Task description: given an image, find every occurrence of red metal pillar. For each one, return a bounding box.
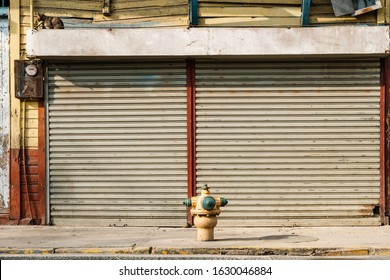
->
[383,57,390,223]
[38,100,46,225]
[186,59,197,226]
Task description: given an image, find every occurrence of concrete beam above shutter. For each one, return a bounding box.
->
[26,26,390,59]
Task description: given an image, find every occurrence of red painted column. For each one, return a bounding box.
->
[383,57,390,222]
[186,59,197,226]
[9,149,20,222]
[38,100,46,225]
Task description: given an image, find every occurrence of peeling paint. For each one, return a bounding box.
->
[1,18,9,209]
[0,134,8,170]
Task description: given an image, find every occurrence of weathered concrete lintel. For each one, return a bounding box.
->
[27,26,390,58]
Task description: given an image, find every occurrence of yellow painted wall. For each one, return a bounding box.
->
[19,1,38,149]
[9,0,20,150]
[20,101,38,148]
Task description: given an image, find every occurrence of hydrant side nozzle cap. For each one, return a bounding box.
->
[183,198,192,208]
[220,197,228,207]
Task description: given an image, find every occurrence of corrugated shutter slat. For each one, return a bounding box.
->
[195,60,381,226]
[48,61,188,227]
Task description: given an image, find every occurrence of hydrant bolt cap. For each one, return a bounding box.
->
[220,197,228,207]
[202,196,216,211]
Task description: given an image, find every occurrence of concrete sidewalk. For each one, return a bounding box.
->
[0,226,390,257]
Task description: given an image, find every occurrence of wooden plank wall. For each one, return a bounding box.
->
[26,0,188,29]
[310,0,378,25]
[93,0,188,27]
[20,149,42,224]
[20,102,38,148]
[387,0,390,23]
[198,0,302,27]
[198,0,386,26]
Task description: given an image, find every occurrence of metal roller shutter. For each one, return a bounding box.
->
[47,61,188,226]
[195,60,381,226]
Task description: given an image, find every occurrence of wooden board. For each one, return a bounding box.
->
[94,5,188,22]
[310,14,376,24]
[198,1,301,27]
[20,149,41,222]
[64,16,188,28]
[377,0,385,23]
[34,0,100,10]
[199,6,301,17]
[386,0,390,23]
[112,0,188,10]
[353,0,382,16]
[199,16,301,26]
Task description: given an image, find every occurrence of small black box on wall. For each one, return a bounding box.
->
[15,59,44,99]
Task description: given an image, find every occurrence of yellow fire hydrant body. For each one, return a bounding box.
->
[184,185,228,241]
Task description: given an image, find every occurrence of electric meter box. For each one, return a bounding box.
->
[15,59,44,99]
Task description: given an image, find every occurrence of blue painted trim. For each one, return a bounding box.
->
[301,0,311,26]
[190,0,199,26]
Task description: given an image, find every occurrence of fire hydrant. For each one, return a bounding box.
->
[183,184,228,241]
